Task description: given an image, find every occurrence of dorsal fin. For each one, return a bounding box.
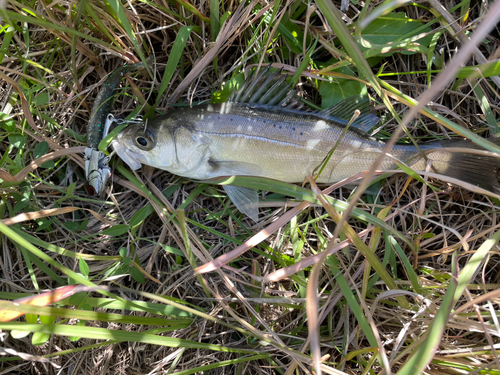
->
[229,66,379,132]
[229,66,295,107]
[319,96,379,133]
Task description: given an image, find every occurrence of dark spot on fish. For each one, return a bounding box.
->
[292,127,296,131]
[300,132,303,135]
[208,158,220,171]
[230,118,233,121]
[279,126,282,129]
[273,124,276,127]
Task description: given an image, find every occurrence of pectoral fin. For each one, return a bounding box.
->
[208,159,262,177]
[223,185,259,222]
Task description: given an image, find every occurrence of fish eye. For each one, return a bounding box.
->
[136,137,148,146]
[133,129,155,151]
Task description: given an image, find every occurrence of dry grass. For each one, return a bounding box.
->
[1,0,500,374]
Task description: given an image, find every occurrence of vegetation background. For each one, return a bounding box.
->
[0,0,499,373]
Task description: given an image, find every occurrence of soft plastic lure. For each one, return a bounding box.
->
[85,60,148,196]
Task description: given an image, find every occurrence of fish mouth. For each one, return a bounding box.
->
[112,139,143,170]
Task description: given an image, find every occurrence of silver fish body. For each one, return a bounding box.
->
[111,67,500,220]
[112,102,429,183]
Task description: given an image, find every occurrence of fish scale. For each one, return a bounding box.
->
[152,102,420,183]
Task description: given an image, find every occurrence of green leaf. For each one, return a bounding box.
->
[0,24,14,64]
[8,134,27,149]
[69,320,86,342]
[119,247,128,258]
[211,72,245,103]
[319,70,367,108]
[326,255,377,347]
[66,182,76,196]
[11,330,30,339]
[129,204,155,229]
[39,314,56,325]
[34,92,49,106]
[64,222,79,231]
[79,258,90,277]
[291,36,318,86]
[392,159,439,189]
[129,266,145,283]
[25,314,38,324]
[397,254,458,374]
[160,244,185,257]
[104,0,148,70]
[358,12,433,56]
[101,225,129,236]
[472,82,499,135]
[64,128,87,143]
[455,60,500,79]
[0,322,254,353]
[13,198,30,214]
[0,112,16,132]
[64,221,89,232]
[210,0,219,41]
[279,14,304,54]
[32,331,50,346]
[33,141,49,159]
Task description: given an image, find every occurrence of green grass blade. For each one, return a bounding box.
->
[171,354,271,375]
[2,9,116,53]
[471,82,499,135]
[11,227,121,261]
[200,175,417,252]
[0,301,191,328]
[146,26,195,117]
[0,24,14,64]
[104,0,149,70]
[396,253,458,374]
[210,0,220,41]
[0,322,256,353]
[0,222,93,287]
[453,229,500,303]
[387,235,422,294]
[327,255,378,347]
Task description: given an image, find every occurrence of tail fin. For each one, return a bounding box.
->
[419,139,500,196]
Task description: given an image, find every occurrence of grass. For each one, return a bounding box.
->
[1,0,500,374]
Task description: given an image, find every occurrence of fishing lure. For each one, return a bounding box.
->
[85,60,149,195]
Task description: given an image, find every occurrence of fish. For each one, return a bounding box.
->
[111,67,500,221]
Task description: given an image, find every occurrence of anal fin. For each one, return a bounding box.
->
[223,185,259,222]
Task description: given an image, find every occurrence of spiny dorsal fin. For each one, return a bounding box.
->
[230,66,379,132]
[230,65,295,107]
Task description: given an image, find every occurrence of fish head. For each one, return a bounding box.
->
[112,120,176,171]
